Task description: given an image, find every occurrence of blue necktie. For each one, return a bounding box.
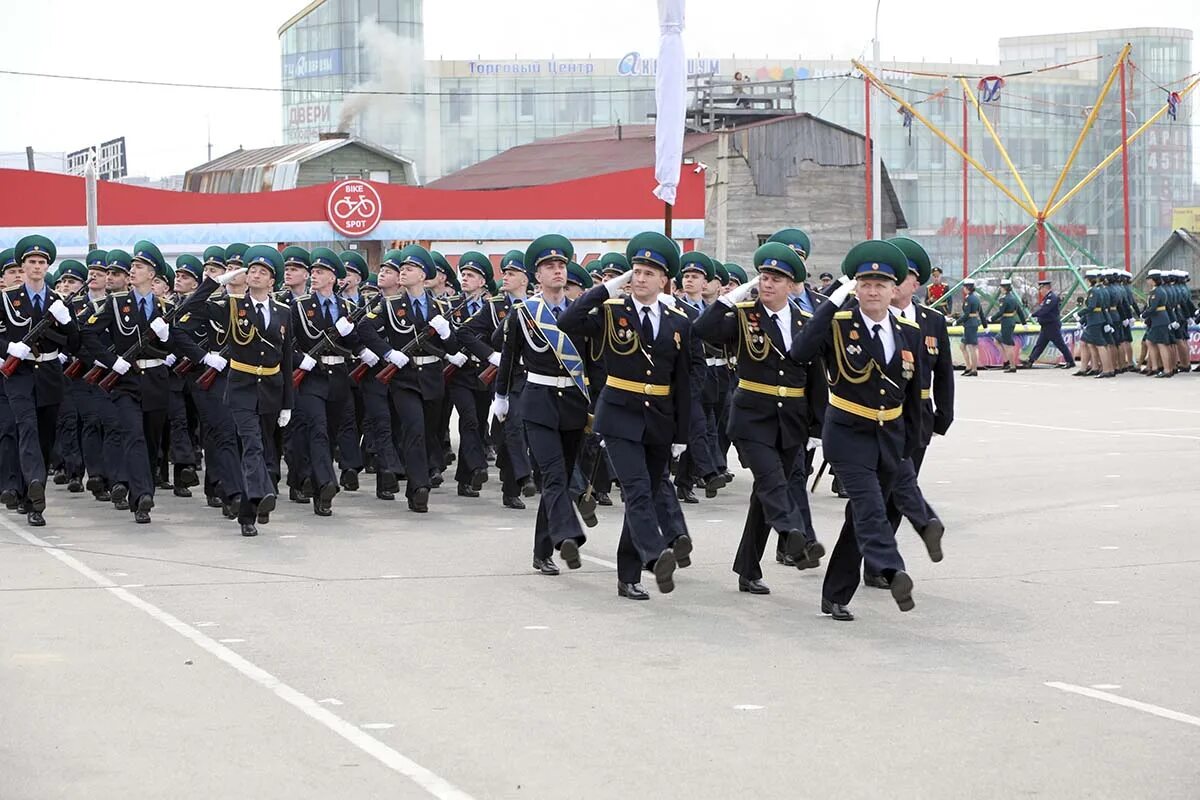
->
[33,294,42,315]
[323,299,333,325]
[143,297,152,320]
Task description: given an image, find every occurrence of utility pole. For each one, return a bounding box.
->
[25,146,35,171]
[715,128,729,262]
[870,0,883,239]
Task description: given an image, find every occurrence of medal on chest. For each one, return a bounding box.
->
[900,349,914,380]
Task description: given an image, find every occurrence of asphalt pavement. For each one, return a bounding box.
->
[2,367,1198,799]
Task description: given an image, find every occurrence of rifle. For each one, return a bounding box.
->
[441,295,502,387]
[376,296,469,386]
[1,285,87,378]
[346,296,385,385]
[810,458,829,492]
[292,296,377,389]
[94,300,189,392]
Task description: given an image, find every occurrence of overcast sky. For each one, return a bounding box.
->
[0,0,1195,178]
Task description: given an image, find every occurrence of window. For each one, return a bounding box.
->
[519,88,535,119]
[447,89,474,123]
[368,169,390,183]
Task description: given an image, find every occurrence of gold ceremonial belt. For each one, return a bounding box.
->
[920,389,932,399]
[830,393,902,426]
[606,376,671,396]
[738,378,805,398]
[1155,306,1166,311]
[1092,307,1102,312]
[231,360,280,376]
[1002,312,1016,317]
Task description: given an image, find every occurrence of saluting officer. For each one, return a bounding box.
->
[789,240,927,621]
[694,242,825,595]
[491,235,590,577]
[559,232,694,598]
[0,235,78,526]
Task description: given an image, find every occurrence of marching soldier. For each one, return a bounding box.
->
[989,278,1027,373]
[275,247,313,502]
[491,235,590,577]
[694,242,825,595]
[559,232,694,599]
[0,249,21,510]
[1076,269,1116,378]
[354,245,460,512]
[0,235,78,526]
[956,278,984,376]
[1025,277,1074,368]
[1142,270,1175,377]
[789,240,930,621]
[288,248,364,516]
[444,251,495,498]
[49,260,88,494]
[73,249,125,503]
[334,250,369,492]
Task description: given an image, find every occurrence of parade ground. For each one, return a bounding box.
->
[1,369,1197,799]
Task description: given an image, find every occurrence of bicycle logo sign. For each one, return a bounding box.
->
[325,179,383,237]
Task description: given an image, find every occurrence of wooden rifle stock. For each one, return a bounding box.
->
[292,296,379,389]
[0,286,86,378]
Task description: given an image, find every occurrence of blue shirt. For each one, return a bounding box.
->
[132,289,156,319]
[24,283,49,312]
[315,292,340,322]
[793,287,814,314]
[407,292,430,321]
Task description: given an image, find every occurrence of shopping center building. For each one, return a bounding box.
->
[279,4,1192,269]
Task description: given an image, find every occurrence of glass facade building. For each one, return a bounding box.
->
[280,13,1192,270]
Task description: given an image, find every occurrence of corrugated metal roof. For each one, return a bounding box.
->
[184,136,414,193]
[428,125,716,191]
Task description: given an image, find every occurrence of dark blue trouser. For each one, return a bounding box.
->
[0,390,20,496]
[1028,325,1073,363]
[734,441,804,580]
[3,371,56,489]
[525,419,584,560]
[389,387,429,499]
[822,459,907,605]
[193,377,243,502]
[294,391,343,491]
[606,436,671,584]
[447,381,486,484]
[112,393,156,505]
[56,390,84,478]
[361,386,400,477]
[497,386,531,497]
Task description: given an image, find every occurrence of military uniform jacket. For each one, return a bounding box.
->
[495,294,588,431]
[0,286,78,407]
[693,297,820,451]
[289,293,362,401]
[907,303,954,443]
[957,292,984,328]
[990,293,1027,327]
[558,286,691,446]
[682,297,733,406]
[1142,287,1170,328]
[356,293,460,401]
[446,294,494,390]
[80,291,182,412]
[1031,291,1062,327]
[210,294,295,415]
[790,300,924,470]
[1082,286,1107,329]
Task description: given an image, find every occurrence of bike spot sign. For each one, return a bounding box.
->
[326,179,383,237]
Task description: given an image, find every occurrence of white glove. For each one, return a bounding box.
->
[385,350,409,369]
[428,314,451,340]
[446,351,469,368]
[828,276,857,308]
[671,443,687,458]
[334,316,355,337]
[149,317,170,342]
[807,437,821,451]
[718,276,761,307]
[1103,324,1114,333]
[111,357,131,375]
[357,348,380,368]
[48,299,71,324]
[490,395,509,422]
[201,352,227,371]
[604,269,634,297]
[1123,319,1131,327]
[6,341,31,360]
[298,354,317,372]
[164,354,177,367]
[1170,322,1180,330]
[487,352,502,368]
[57,353,68,365]
[215,267,247,287]
[658,293,677,308]
[277,409,291,428]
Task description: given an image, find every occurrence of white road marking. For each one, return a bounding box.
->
[1093,600,1120,605]
[1045,682,1200,728]
[523,625,549,631]
[362,723,395,730]
[218,638,246,644]
[1134,406,1200,415]
[380,574,403,579]
[705,519,724,523]
[495,527,514,531]
[1099,546,1120,551]
[279,535,297,539]
[195,622,219,628]
[1101,504,1120,508]
[733,705,764,711]
[109,572,129,577]
[580,554,618,570]
[1,520,475,800]
[1104,475,1121,479]
[1091,684,1122,690]
[121,584,145,588]
[958,417,1200,442]
[319,698,343,706]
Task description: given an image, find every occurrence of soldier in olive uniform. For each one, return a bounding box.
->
[989,278,1027,373]
[957,279,984,376]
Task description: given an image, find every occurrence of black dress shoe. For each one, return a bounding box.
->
[594,491,612,506]
[532,557,560,576]
[802,540,826,564]
[721,471,735,484]
[316,482,338,515]
[85,476,104,494]
[134,495,153,524]
[429,472,444,489]
[256,494,275,524]
[676,485,699,504]
[241,523,258,537]
[457,482,479,498]
[518,476,536,498]
[27,480,46,513]
[340,468,359,492]
[110,484,129,508]
[288,487,308,504]
[155,478,173,490]
[0,488,17,509]
[618,581,650,600]
[919,518,945,563]
[795,556,819,570]
[207,495,224,508]
[27,510,45,527]
[174,487,193,498]
[738,577,770,594]
[831,476,849,499]
[863,573,891,589]
[889,570,915,612]
[576,492,598,528]
[503,495,525,510]
[67,478,84,493]
[652,548,677,594]
[176,465,199,488]
[471,468,489,491]
[559,538,582,570]
[16,501,29,515]
[376,487,395,501]
[821,597,854,621]
[671,533,693,568]
[379,471,400,494]
[53,470,68,485]
[94,490,111,502]
[222,501,238,519]
[408,487,429,513]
